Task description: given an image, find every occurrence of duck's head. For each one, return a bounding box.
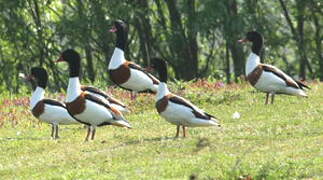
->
[109,20,128,34]
[109,20,128,50]
[238,31,262,43]
[29,67,48,89]
[238,31,263,55]
[151,58,168,83]
[56,49,80,64]
[56,49,81,77]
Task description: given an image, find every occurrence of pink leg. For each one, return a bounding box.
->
[265,93,269,105]
[182,126,187,137]
[271,93,275,104]
[175,126,180,138]
[84,126,91,142]
[131,92,137,100]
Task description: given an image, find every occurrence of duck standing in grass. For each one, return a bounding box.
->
[239,31,309,104]
[108,20,160,99]
[56,49,131,141]
[28,67,78,139]
[151,58,220,138]
[81,85,129,113]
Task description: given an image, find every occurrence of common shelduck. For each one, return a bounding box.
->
[151,58,220,138]
[239,31,310,104]
[81,85,129,112]
[108,20,160,99]
[28,67,78,139]
[56,49,131,141]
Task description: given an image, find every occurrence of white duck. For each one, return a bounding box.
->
[151,58,220,138]
[108,20,160,99]
[56,49,131,141]
[28,67,78,139]
[239,31,309,104]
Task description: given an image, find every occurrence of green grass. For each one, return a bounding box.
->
[0,81,322,179]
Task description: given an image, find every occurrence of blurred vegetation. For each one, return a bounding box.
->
[0,0,322,93]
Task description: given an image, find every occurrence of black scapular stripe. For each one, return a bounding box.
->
[169,96,213,120]
[81,86,109,98]
[43,99,66,108]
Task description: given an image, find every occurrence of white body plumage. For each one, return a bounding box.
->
[66,78,131,128]
[109,48,158,92]
[246,53,307,96]
[157,83,219,127]
[30,87,77,125]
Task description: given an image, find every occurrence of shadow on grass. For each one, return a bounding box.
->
[0,137,50,141]
[118,136,178,147]
[84,136,179,154]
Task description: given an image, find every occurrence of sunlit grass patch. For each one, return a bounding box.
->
[0,82,322,179]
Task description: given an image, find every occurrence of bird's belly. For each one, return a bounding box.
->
[159,102,194,126]
[254,72,285,93]
[39,105,77,125]
[74,100,113,126]
[120,69,154,92]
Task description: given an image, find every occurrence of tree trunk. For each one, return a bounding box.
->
[226,0,245,81]
[75,0,95,82]
[90,1,111,68]
[279,0,312,80]
[27,0,45,66]
[85,45,95,82]
[225,42,231,83]
[133,0,154,66]
[310,1,323,80]
[296,0,307,79]
[165,0,198,80]
[186,0,198,79]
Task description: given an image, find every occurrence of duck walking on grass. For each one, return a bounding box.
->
[108,20,160,99]
[151,58,221,138]
[239,31,310,104]
[28,67,78,139]
[56,49,131,141]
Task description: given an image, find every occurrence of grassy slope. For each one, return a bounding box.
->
[0,81,322,180]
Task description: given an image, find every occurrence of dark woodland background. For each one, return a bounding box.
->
[0,0,322,92]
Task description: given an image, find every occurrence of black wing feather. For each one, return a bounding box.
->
[128,63,160,85]
[84,93,112,110]
[295,80,310,90]
[262,65,300,89]
[43,99,66,108]
[81,86,109,99]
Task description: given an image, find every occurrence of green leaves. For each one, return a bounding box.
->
[0,0,322,92]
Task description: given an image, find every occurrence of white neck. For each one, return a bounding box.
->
[156,83,170,101]
[66,77,82,102]
[246,52,261,75]
[30,87,45,109]
[108,48,126,70]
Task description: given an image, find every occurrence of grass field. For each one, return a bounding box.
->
[0,80,322,179]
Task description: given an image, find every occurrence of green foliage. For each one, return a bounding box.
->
[0,82,322,179]
[0,0,322,92]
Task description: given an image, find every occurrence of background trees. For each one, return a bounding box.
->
[0,0,322,92]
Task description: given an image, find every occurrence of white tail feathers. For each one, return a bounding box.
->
[296,90,308,97]
[115,120,132,129]
[211,118,221,127]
